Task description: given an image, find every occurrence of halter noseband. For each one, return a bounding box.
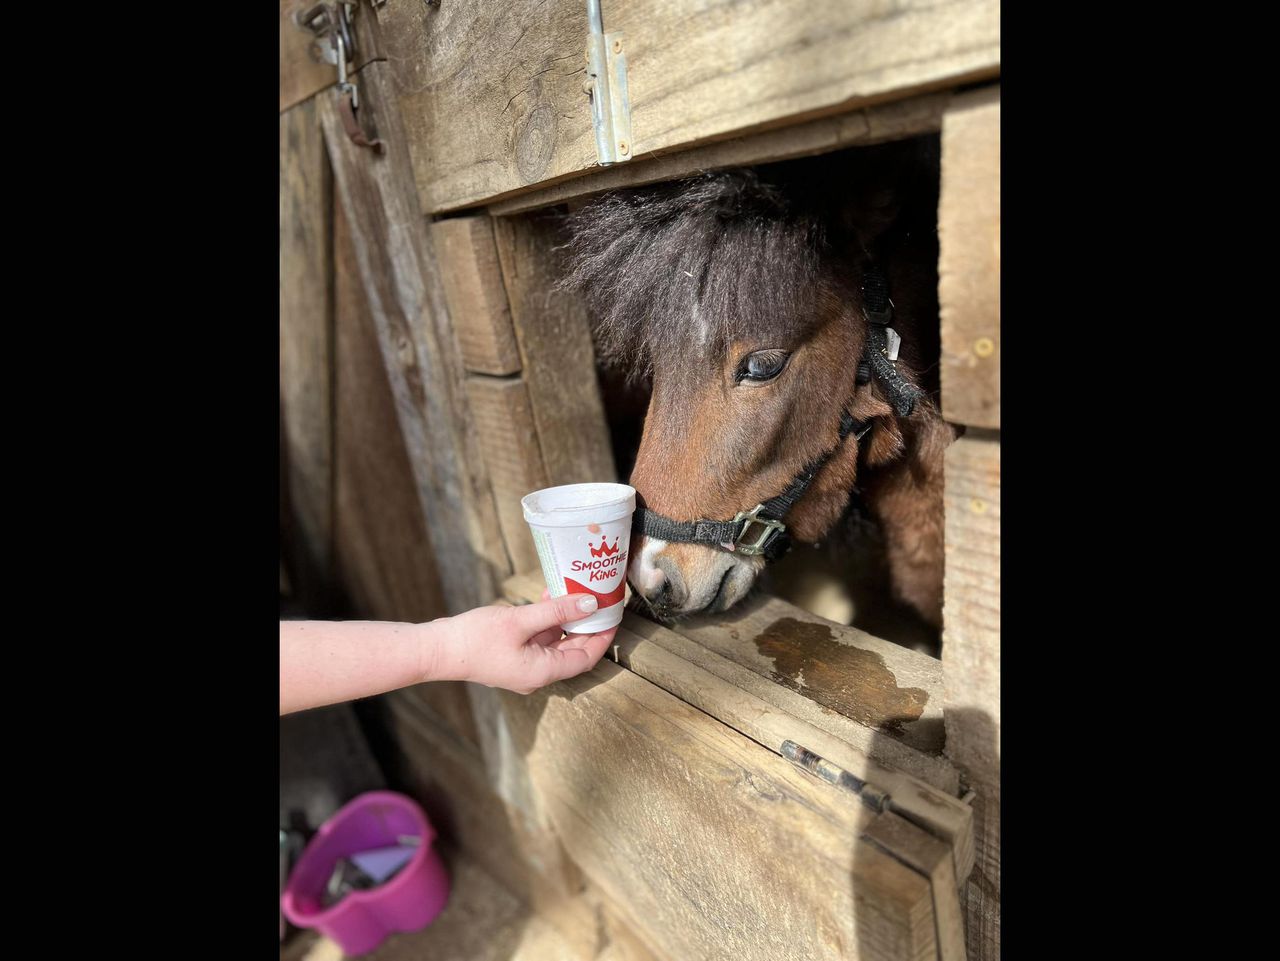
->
[633,264,925,564]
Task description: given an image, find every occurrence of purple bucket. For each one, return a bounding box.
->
[281,791,450,955]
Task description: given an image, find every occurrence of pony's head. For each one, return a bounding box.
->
[560,147,934,618]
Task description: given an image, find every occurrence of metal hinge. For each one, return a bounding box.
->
[584,1,632,165]
[781,740,891,812]
[296,2,383,151]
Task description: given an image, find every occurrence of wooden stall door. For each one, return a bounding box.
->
[283,5,997,958]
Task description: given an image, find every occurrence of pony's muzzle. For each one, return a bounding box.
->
[630,536,687,610]
[629,535,762,617]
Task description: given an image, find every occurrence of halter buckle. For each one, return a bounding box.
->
[731,505,786,556]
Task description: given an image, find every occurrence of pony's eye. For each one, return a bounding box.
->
[738,350,790,384]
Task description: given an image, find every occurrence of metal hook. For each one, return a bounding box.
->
[295,3,382,152]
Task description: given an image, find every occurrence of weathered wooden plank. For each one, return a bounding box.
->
[503,570,971,880]
[593,896,666,961]
[673,591,948,758]
[432,217,524,375]
[863,813,968,961]
[942,436,999,766]
[333,195,448,623]
[939,86,1000,429]
[490,92,949,217]
[280,0,384,113]
[942,434,999,961]
[464,683,588,909]
[465,377,549,573]
[501,658,938,961]
[317,61,509,612]
[395,681,483,753]
[375,0,999,213]
[492,214,617,485]
[280,98,333,599]
[618,620,972,881]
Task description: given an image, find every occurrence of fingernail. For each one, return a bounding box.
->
[576,595,598,613]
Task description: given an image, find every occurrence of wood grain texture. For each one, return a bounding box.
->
[432,217,523,375]
[594,899,666,961]
[493,214,617,485]
[333,195,447,622]
[465,377,549,573]
[673,591,948,759]
[317,61,509,612]
[942,434,999,961]
[490,92,949,216]
[939,86,1000,428]
[374,0,999,213]
[394,681,482,754]
[280,98,333,597]
[280,0,385,113]
[863,812,967,961]
[465,683,587,906]
[503,570,971,881]
[616,619,972,882]
[500,658,939,961]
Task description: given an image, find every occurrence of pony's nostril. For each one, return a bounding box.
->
[654,556,688,607]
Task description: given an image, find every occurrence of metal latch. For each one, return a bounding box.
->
[296,2,383,152]
[584,0,632,165]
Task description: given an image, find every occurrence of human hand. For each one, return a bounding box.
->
[430,591,617,694]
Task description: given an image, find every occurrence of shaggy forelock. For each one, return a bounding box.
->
[557,170,830,374]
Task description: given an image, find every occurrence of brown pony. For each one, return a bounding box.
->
[560,139,955,628]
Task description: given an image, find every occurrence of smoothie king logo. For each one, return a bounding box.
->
[589,537,620,558]
[565,535,628,607]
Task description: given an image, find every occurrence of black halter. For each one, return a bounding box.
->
[633,264,925,563]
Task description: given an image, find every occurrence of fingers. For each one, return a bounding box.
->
[505,626,619,694]
[528,625,565,648]
[509,592,599,635]
[553,625,614,651]
[541,627,617,683]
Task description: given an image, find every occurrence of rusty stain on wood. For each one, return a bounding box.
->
[754,617,928,735]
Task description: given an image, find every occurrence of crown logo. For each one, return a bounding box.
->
[589,537,620,558]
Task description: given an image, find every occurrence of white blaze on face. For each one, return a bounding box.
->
[690,301,710,345]
[631,536,668,595]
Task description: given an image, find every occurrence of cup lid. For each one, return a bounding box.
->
[522,483,636,527]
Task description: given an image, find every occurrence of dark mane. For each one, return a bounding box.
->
[557,169,831,374]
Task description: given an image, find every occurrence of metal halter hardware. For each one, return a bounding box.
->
[633,263,921,565]
[730,505,789,557]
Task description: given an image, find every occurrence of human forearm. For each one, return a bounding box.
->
[279,593,616,713]
[279,619,441,715]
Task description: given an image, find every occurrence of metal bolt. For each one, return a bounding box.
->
[973,336,995,358]
[613,39,623,53]
[618,140,629,155]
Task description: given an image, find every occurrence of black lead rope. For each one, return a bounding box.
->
[635,263,922,562]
